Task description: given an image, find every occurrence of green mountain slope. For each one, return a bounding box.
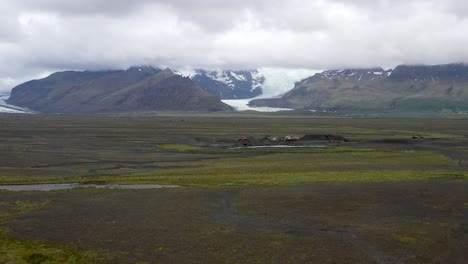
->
[250,64,468,112]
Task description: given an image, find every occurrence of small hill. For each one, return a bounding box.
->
[7,67,232,113]
[250,64,468,112]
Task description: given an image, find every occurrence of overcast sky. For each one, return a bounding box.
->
[1,0,468,93]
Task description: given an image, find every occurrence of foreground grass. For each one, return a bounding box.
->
[1,182,466,264]
[0,114,467,264]
[0,239,96,264]
[0,201,96,264]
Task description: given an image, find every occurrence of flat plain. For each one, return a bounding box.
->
[0,113,467,263]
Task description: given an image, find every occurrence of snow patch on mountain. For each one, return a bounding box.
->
[174,68,197,78]
[189,69,265,99]
[230,71,246,82]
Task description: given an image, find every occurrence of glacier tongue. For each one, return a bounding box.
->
[222,99,293,112]
[0,94,34,114]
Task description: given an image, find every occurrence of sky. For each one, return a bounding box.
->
[1,0,468,93]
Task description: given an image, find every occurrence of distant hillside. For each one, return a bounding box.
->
[7,67,232,113]
[250,63,468,112]
[191,70,264,99]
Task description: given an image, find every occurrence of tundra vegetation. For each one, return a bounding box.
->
[0,113,466,263]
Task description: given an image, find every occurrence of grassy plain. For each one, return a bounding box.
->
[0,113,467,263]
[0,113,466,186]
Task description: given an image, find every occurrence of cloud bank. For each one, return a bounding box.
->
[1,0,468,92]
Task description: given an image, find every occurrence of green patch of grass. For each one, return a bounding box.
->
[108,148,461,186]
[392,234,418,243]
[24,253,49,264]
[218,183,246,187]
[0,201,49,226]
[0,175,63,185]
[155,246,167,252]
[0,238,96,264]
[127,170,466,187]
[157,144,206,152]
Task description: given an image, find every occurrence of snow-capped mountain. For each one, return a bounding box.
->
[190,70,264,99]
[301,68,392,84]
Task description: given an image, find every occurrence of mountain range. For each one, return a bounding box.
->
[7,66,232,113]
[5,63,468,114]
[250,63,468,112]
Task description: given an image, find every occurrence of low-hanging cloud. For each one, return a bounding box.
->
[1,0,468,92]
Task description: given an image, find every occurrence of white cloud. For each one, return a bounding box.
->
[1,0,468,92]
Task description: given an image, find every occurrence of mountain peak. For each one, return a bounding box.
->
[191,69,264,99]
[127,65,160,75]
[160,68,174,75]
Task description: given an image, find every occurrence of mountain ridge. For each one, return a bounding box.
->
[250,63,468,112]
[7,67,232,113]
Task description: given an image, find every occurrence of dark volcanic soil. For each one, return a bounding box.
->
[194,134,349,148]
[2,181,467,264]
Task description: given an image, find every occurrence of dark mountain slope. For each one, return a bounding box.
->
[90,70,232,112]
[8,66,160,113]
[7,67,232,113]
